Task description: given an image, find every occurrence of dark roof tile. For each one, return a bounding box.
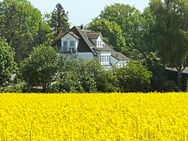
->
[86,32,100,39]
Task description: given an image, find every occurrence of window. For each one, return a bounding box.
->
[97,41,102,47]
[107,56,110,62]
[70,41,75,48]
[100,41,102,46]
[63,41,67,51]
[100,55,110,63]
[100,56,104,62]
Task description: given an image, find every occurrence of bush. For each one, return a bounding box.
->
[116,61,152,92]
[0,82,26,93]
[48,72,84,93]
[20,45,58,92]
[0,38,17,87]
[96,69,120,92]
[57,57,101,93]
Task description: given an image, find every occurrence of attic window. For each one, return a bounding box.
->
[97,41,102,47]
[70,41,75,48]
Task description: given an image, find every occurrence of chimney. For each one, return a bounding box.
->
[80,24,84,29]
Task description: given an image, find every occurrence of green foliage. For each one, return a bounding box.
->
[130,8,155,59]
[56,57,101,92]
[53,56,84,92]
[20,45,58,91]
[0,0,51,63]
[89,19,125,52]
[143,52,179,92]
[0,38,16,87]
[49,3,70,40]
[79,59,103,92]
[35,22,53,46]
[96,69,120,92]
[92,3,144,59]
[149,0,188,89]
[0,82,26,93]
[116,61,152,92]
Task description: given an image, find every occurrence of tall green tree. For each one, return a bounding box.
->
[149,0,188,89]
[0,0,50,63]
[49,3,70,40]
[35,22,53,46]
[20,45,58,92]
[96,3,144,58]
[0,38,16,86]
[89,18,126,52]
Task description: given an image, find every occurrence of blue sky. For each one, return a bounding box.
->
[10,0,150,26]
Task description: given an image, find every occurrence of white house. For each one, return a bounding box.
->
[56,26,129,68]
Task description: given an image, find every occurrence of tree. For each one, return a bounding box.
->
[20,45,58,92]
[116,61,152,92]
[55,56,121,93]
[149,0,188,90]
[97,3,144,58]
[143,52,179,91]
[96,69,120,92]
[79,59,102,92]
[56,56,103,92]
[35,22,53,46]
[89,18,126,52]
[0,0,49,63]
[49,3,70,40]
[55,55,84,92]
[0,38,16,86]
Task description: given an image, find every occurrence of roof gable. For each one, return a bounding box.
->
[60,26,97,53]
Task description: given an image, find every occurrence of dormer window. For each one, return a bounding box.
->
[70,41,75,48]
[97,41,102,47]
[98,41,102,47]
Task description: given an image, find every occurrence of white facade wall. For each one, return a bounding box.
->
[96,35,103,48]
[116,61,128,68]
[77,52,94,60]
[60,33,79,52]
[110,56,119,66]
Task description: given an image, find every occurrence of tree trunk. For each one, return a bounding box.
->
[42,85,47,92]
[177,70,182,91]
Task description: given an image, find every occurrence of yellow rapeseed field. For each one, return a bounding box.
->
[0,93,188,141]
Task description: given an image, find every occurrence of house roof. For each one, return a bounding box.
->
[86,32,100,39]
[69,31,80,39]
[56,30,64,41]
[166,67,188,74]
[113,52,130,61]
[56,26,129,61]
[93,44,129,61]
[56,26,96,53]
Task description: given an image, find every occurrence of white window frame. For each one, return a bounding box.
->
[100,55,110,65]
[97,41,102,47]
[70,41,75,48]
[63,41,68,51]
